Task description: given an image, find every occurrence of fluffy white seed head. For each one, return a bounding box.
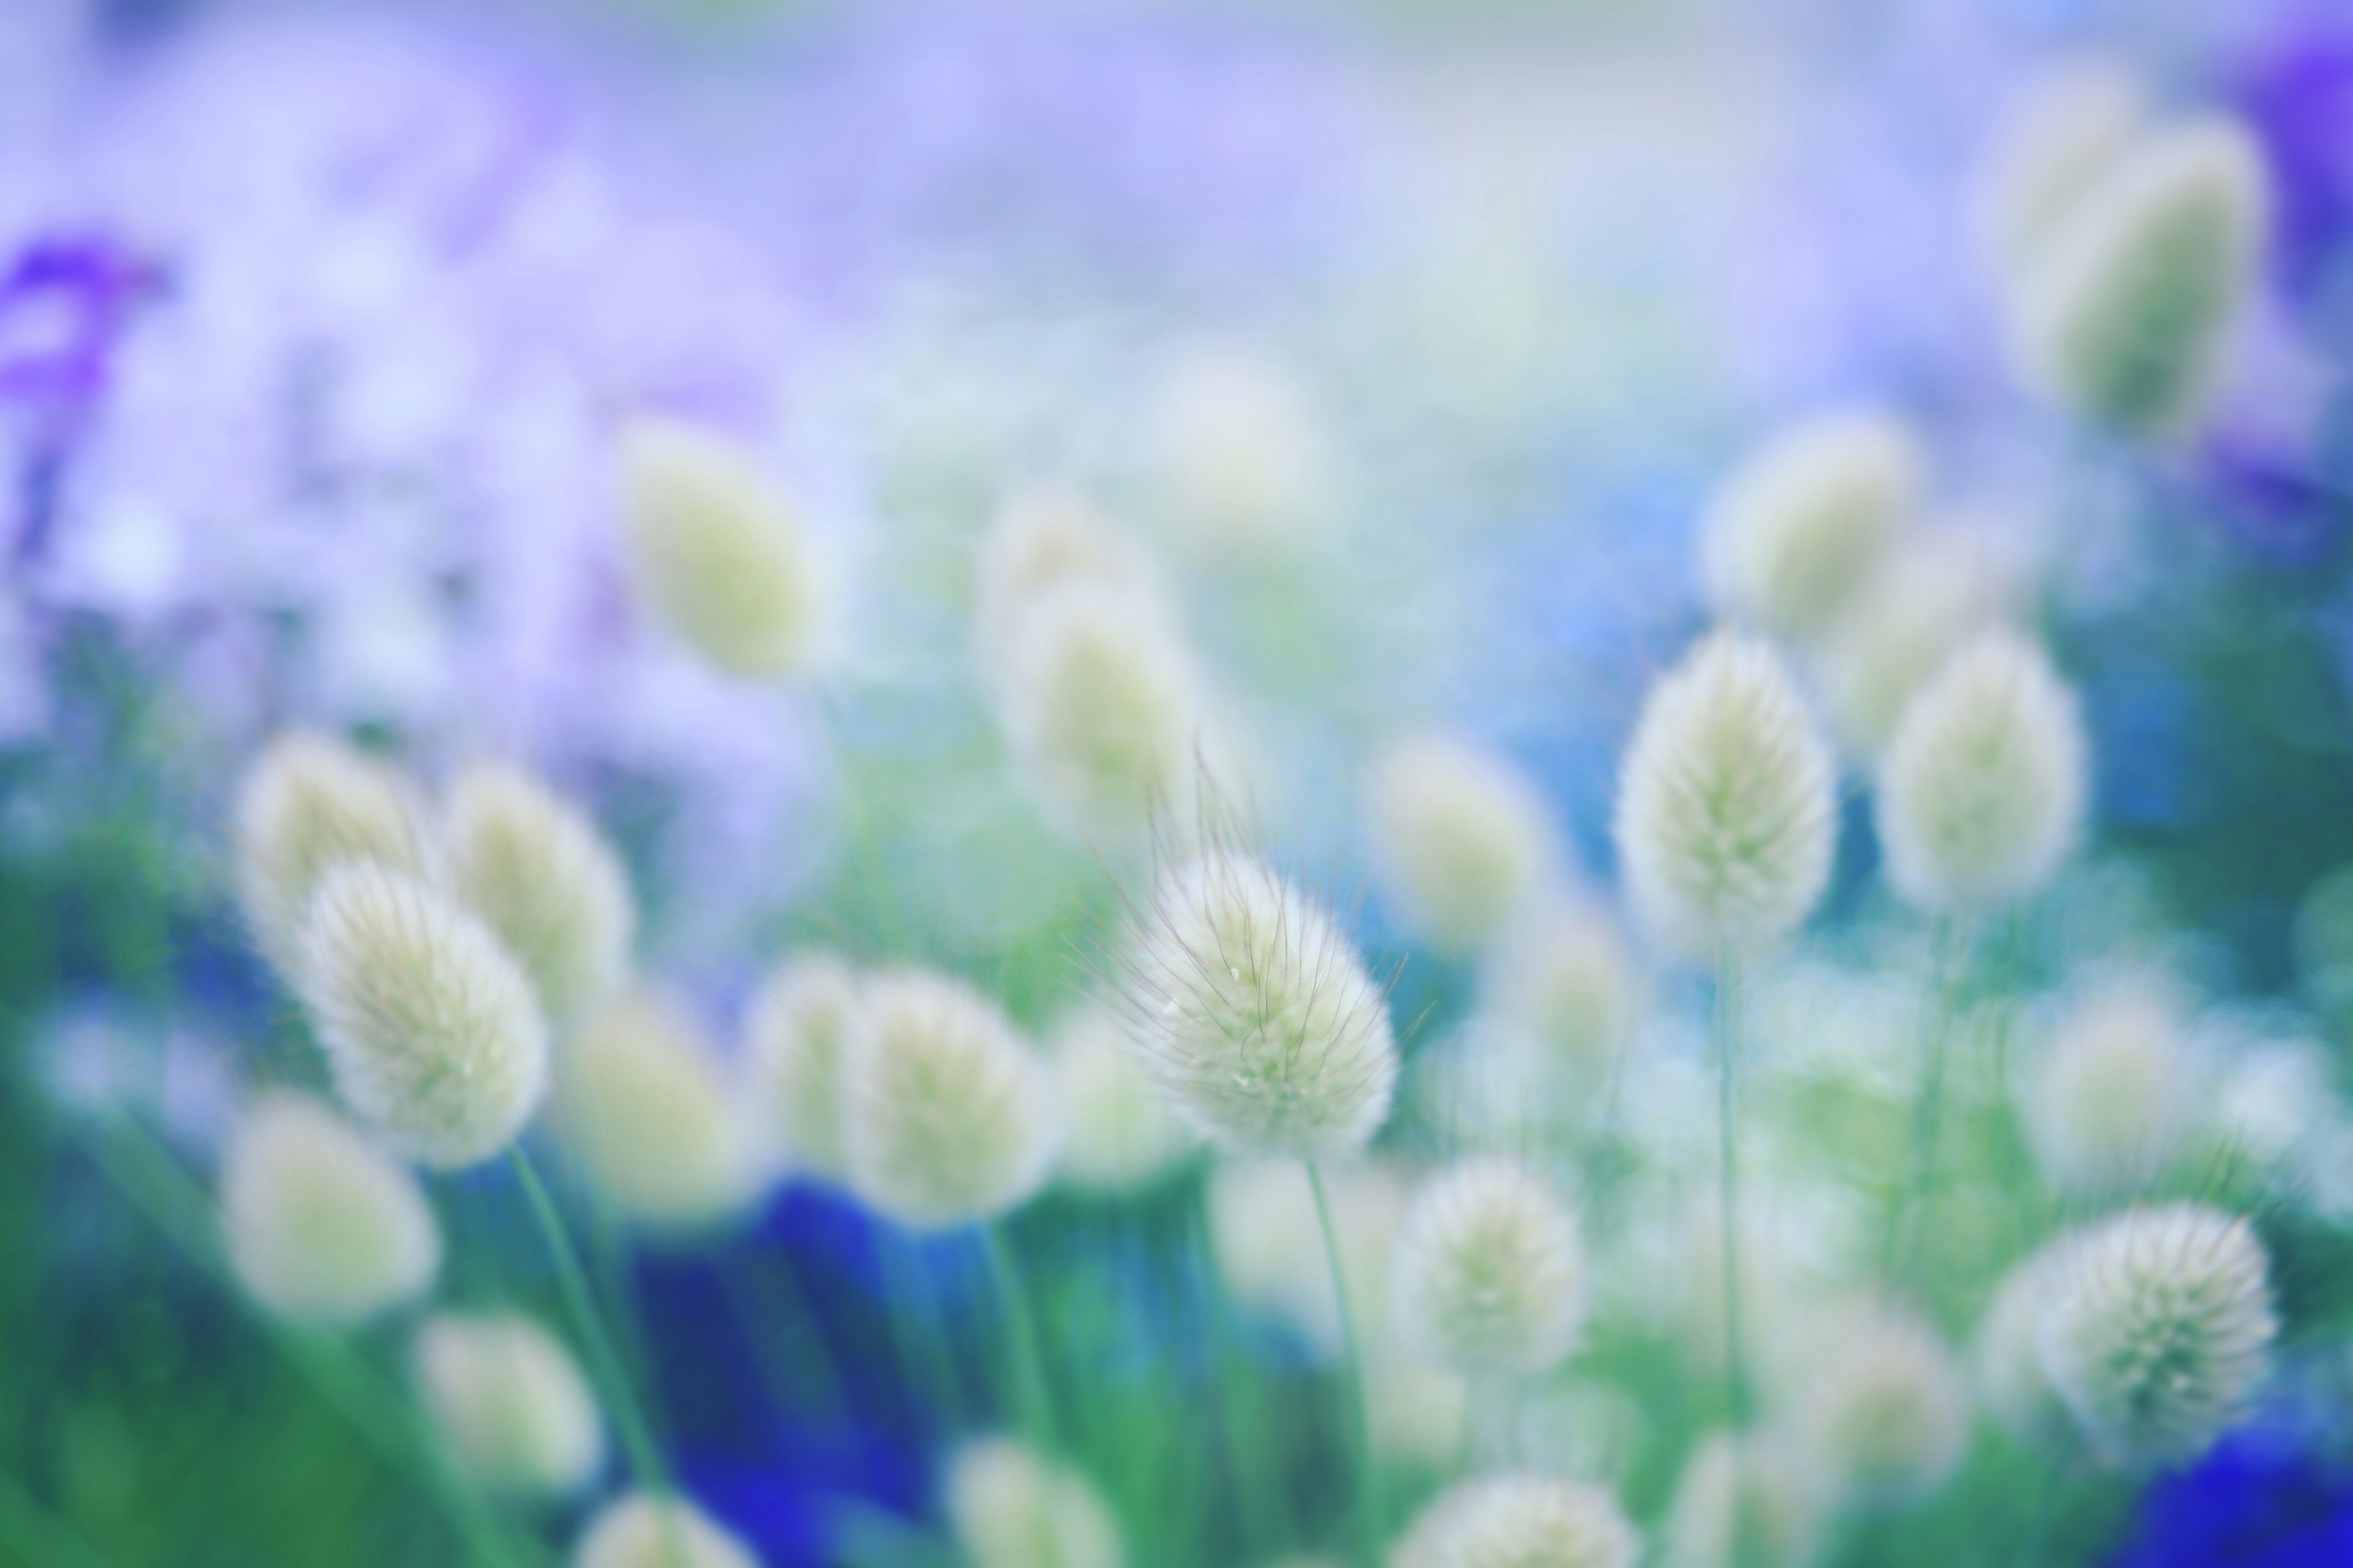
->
[1148,339,1337,561]
[1812,530,2017,761]
[298,861,550,1170]
[413,1311,604,1498]
[555,990,767,1230]
[1974,59,2152,286]
[2038,1203,2277,1468]
[1391,1158,1585,1377]
[744,952,862,1184]
[1792,1300,1969,1505]
[1658,1430,1819,1568]
[1974,1235,2086,1450]
[1364,733,1558,952]
[1394,1473,1639,1568]
[1482,898,1637,1094]
[2023,977,2196,1199]
[1001,578,1205,843]
[1700,409,1919,643]
[234,731,430,981]
[1115,849,1398,1156]
[219,1091,441,1324]
[1048,1002,1195,1192]
[570,1493,757,1568]
[442,763,635,1029]
[2012,116,2270,437]
[1875,627,2089,912]
[974,487,1156,683]
[617,416,827,677]
[945,1436,1129,1568]
[1614,631,1836,963]
[841,969,1058,1230]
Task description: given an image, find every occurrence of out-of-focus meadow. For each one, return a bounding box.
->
[8,1,2353,1565]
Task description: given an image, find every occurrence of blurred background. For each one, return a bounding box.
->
[9,0,2353,1564]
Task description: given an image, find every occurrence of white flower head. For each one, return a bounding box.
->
[2011,116,2271,437]
[617,415,828,677]
[1000,577,1206,844]
[2038,1203,2276,1468]
[1395,1472,1639,1568]
[973,486,1158,684]
[234,730,430,981]
[297,861,550,1170]
[1700,409,1919,643]
[1792,1299,1969,1506]
[219,1091,440,1324]
[1364,732,1558,952]
[413,1311,604,1498]
[1974,58,2152,286]
[945,1436,1129,1568]
[744,951,863,1184]
[1876,626,2089,911]
[2023,975,2197,1199]
[555,989,767,1231]
[1113,847,1397,1157]
[1481,896,1638,1094]
[570,1493,757,1568]
[442,762,635,1028]
[1048,1001,1196,1192]
[840,969,1059,1230]
[1658,1429,1820,1568]
[1614,631,1836,962]
[1148,338,1338,561]
[1391,1157,1585,1377]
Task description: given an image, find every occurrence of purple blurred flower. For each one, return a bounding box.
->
[2235,22,2353,308]
[0,234,165,440]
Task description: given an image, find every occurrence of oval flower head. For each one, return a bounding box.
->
[617,415,827,677]
[571,1493,757,1568]
[556,990,767,1232]
[1613,631,1835,963]
[413,1311,604,1498]
[1398,1472,1639,1568]
[2012,116,2270,437]
[442,762,635,1029]
[298,862,550,1170]
[1699,408,1919,644]
[973,486,1157,684]
[1363,733,1558,952]
[1792,1299,1969,1506]
[743,951,862,1185]
[1391,1157,1585,1377]
[1001,577,1205,844]
[1811,529,2017,761]
[841,969,1058,1230]
[1875,626,2088,912]
[1973,58,2151,286]
[234,730,430,981]
[2022,976,2196,1199]
[2038,1203,2276,1468]
[1974,1234,2088,1450]
[1482,896,1637,1096]
[1116,850,1398,1156]
[1048,1001,1195,1192]
[1658,1429,1819,1568]
[945,1436,1129,1568]
[219,1091,441,1325]
[1148,338,1338,562]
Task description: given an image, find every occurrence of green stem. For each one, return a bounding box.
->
[1189,1183,1286,1557]
[880,1235,970,1431]
[507,1148,670,1499]
[1882,917,1967,1289]
[980,1222,1059,1453]
[1715,949,1751,1428]
[1306,1160,1376,1568]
